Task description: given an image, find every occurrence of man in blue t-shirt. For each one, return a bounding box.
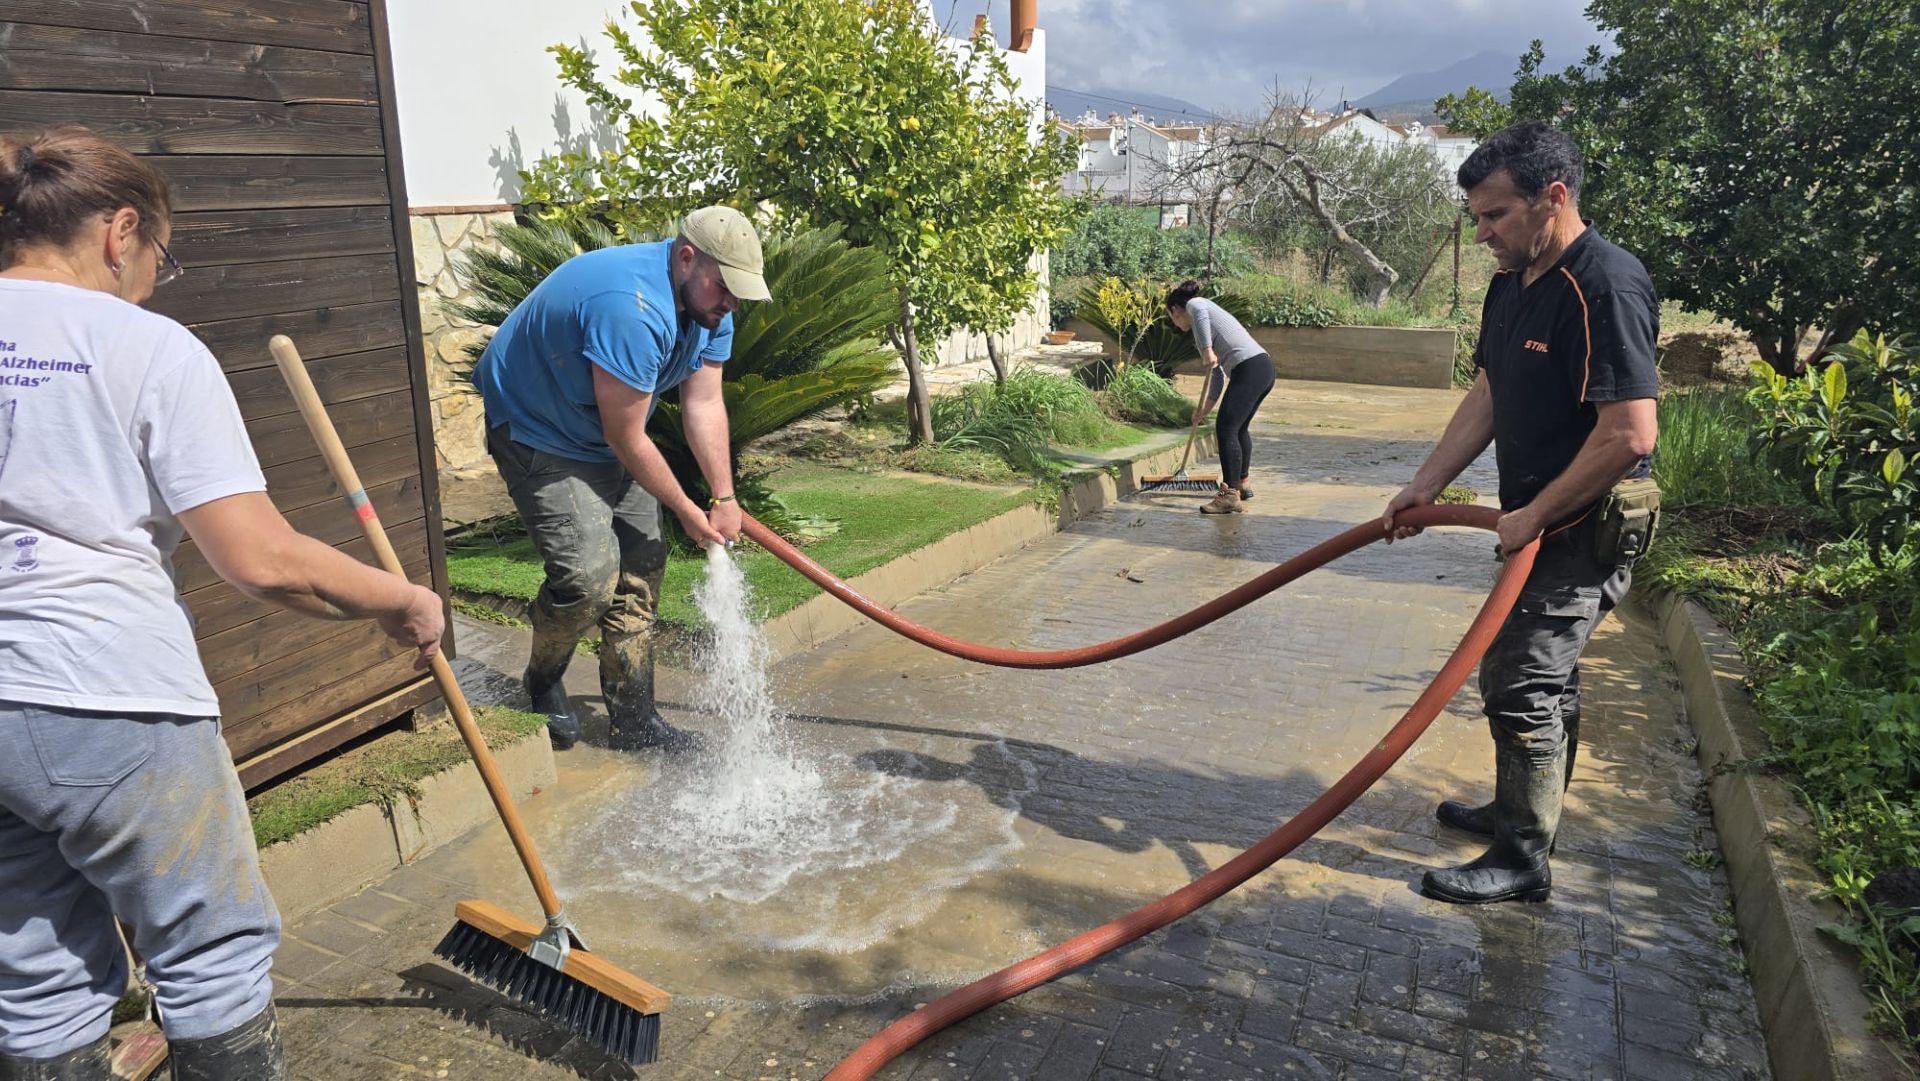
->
[1382,123,1661,905]
[475,206,770,752]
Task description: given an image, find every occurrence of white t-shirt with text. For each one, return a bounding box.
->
[0,278,266,715]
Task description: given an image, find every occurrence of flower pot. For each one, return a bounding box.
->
[1045,330,1076,345]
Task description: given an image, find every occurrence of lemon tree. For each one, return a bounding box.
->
[523,0,1079,443]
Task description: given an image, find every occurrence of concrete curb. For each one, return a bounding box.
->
[757,433,1215,659]
[258,729,555,925]
[1645,587,1910,1081]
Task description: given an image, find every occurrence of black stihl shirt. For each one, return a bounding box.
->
[1475,226,1660,517]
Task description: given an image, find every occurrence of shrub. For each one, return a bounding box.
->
[1216,278,1336,329]
[1155,226,1257,280]
[981,367,1112,446]
[1099,363,1191,427]
[1653,388,1805,512]
[1090,275,1161,365]
[1051,205,1160,280]
[931,367,1142,474]
[1051,204,1256,282]
[1049,275,1092,330]
[1750,333,1920,556]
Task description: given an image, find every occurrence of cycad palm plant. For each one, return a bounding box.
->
[443,218,624,348]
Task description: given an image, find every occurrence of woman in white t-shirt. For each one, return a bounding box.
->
[0,127,444,1080]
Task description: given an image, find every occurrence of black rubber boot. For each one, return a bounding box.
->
[1422,743,1564,905]
[0,1037,109,1081]
[167,1005,287,1081]
[601,629,705,753]
[526,594,589,750]
[1435,729,1579,839]
[1436,682,1581,841]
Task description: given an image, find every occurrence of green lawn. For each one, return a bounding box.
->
[448,462,1038,628]
[1069,420,1163,452]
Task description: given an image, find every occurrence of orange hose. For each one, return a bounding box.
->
[736,507,1531,1080]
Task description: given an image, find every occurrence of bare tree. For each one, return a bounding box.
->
[1174,90,1454,307]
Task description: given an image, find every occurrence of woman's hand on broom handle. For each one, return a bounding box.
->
[378,583,447,669]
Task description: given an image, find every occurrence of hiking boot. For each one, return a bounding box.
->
[0,1037,109,1081]
[602,628,706,754]
[1238,484,1254,501]
[168,1005,287,1081]
[1199,488,1243,515]
[1422,744,1564,905]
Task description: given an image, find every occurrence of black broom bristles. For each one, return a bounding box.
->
[1139,475,1221,492]
[433,918,661,1065]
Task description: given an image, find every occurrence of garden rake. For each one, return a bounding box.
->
[1139,372,1222,494]
[268,335,670,1065]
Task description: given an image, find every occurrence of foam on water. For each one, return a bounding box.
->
[555,544,1026,950]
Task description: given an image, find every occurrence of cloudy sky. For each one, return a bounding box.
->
[937,0,1608,116]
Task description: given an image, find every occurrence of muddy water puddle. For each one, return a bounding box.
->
[446,548,1182,1004]
[451,732,1179,1004]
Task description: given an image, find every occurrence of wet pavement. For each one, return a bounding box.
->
[271,380,1770,1079]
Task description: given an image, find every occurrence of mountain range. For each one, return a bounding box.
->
[1352,50,1521,120]
[1046,85,1219,126]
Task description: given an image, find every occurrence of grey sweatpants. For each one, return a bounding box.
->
[0,702,279,1057]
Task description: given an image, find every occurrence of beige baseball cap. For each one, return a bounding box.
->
[682,205,771,301]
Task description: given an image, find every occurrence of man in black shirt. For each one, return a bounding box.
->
[1382,121,1660,905]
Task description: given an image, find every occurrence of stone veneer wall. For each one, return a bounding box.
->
[410,208,515,480]
[409,219,1052,479]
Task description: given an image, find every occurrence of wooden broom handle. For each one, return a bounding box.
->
[268,335,564,920]
[1172,369,1222,475]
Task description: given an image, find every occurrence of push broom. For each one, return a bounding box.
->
[1138,371,1222,493]
[268,335,670,1064]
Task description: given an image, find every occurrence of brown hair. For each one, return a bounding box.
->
[0,125,172,268]
[1164,279,1202,311]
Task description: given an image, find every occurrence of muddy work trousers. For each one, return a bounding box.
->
[1478,519,1633,761]
[0,703,280,1058]
[486,425,670,694]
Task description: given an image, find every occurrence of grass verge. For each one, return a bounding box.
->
[447,461,1039,630]
[1648,385,1920,1060]
[247,705,545,849]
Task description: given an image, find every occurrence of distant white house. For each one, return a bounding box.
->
[1310,110,1405,153]
[1402,121,1478,182]
[1292,108,1478,183]
[1056,110,1217,207]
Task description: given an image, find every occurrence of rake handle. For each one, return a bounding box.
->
[268,334,564,921]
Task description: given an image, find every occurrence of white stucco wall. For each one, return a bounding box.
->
[386,0,637,207]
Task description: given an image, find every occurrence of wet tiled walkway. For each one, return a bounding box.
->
[273,381,1769,1080]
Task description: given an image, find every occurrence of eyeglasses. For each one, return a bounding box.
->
[153,239,184,288]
